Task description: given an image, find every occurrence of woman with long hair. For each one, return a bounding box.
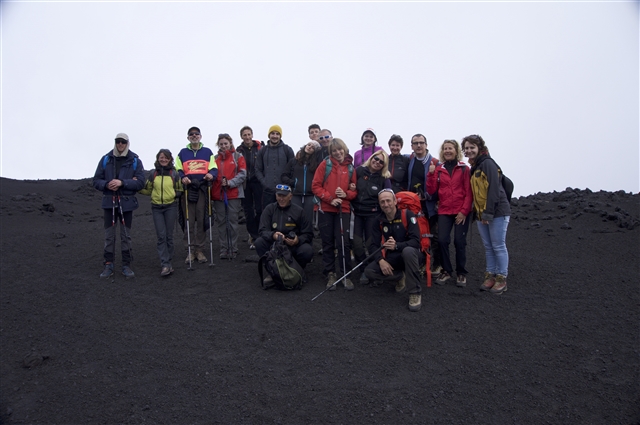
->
[281,140,321,222]
[139,149,183,276]
[461,134,511,294]
[312,138,358,291]
[211,133,247,259]
[352,150,392,284]
[426,140,473,286]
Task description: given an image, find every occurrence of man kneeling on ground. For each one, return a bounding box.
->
[255,185,314,283]
[365,189,423,312]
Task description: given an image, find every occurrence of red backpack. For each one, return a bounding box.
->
[395,191,433,287]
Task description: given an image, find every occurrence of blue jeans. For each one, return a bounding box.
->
[152,203,178,268]
[476,216,510,276]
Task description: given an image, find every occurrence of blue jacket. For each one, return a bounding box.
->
[407,153,439,218]
[93,150,146,212]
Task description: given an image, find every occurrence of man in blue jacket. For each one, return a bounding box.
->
[93,133,146,278]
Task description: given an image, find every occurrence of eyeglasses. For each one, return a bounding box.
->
[188,132,200,137]
[115,139,128,145]
[411,141,426,146]
[371,156,384,164]
[318,135,332,140]
[275,184,291,192]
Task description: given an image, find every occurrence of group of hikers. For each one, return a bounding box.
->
[93,125,511,312]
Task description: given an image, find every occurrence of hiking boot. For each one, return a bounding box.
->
[359,273,370,285]
[344,278,354,291]
[326,272,337,291]
[220,252,237,260]
[249,244,256,250]
[263,275,273,287]
[435,271,452,285]
[409,294,422,312]
[395,272,406,293]
[456,274,467,287]
[196,251,208,263]
[431,265,443,276]
[99,262,114,278]
[490,274,507,294]
[480,272,496,291]
[185,252,196,264]
[160,266,173,277]
[122,266,135,279]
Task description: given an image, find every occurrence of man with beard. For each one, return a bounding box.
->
[255,125,294,207]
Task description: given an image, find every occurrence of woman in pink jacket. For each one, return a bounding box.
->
[427,139,473,287]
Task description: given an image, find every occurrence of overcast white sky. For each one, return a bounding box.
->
[1,1,638,197]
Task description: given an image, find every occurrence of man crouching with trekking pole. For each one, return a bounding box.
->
[364,189,423,312]
[254,184,314,286]
[93,133,146,279]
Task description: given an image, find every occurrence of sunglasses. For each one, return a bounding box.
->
[371,156,384,164]
[318,135,332,140]
[378,188,395,196]
[218,133,230,139]
[188,132,200,137]
[275,184,291,192]
[115,139,128,145]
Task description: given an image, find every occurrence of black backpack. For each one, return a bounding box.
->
[258,239,305,290]
[486,158,514,202]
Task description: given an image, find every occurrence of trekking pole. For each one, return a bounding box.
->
[311,245,384,301]
[207,183,215,267]
[223,187,233,261]
[339,209,347,280]
[116,191,133,263]
[185,188,194,271]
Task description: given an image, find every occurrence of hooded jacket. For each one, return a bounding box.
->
[93,147,146,212]
[426,161,473,216]
[255,140,295,192]
[312,155,357,214]
[469,154,511,221]
[211,147,247,201]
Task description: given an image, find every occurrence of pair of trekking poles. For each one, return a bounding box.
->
[184,181,233,270]
[310,210,385,301]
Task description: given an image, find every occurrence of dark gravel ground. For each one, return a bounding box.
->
[1,177,638,424]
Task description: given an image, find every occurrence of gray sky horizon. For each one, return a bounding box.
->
[2,1,638,197]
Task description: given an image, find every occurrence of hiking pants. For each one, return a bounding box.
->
[428,214,442,270]
[291,194,315,226]
[184,194,206,253]
[213,198,241,256]
[364,246,422,294]
[242,179,263,242]
[152,203,177,268]
[262,190,277,211]
[352,214,377,272]
[103,208,133,266]
[438,214,470,276]
[318,210,352,277]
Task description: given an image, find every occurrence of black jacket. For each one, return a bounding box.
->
[236,140,263,182]
[389,154,409,193]
[281,158,318,196]
[259,202,313,245]
[352,166,390,217]
[368,208,421,264]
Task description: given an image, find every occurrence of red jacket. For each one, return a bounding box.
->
[426,161,473,216]
[312,155,357,214]
[211,148,247,201]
